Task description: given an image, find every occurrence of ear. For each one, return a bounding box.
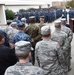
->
[29,52,31,57]
[2,38,5,43]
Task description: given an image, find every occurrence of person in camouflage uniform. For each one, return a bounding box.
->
[13,22,31,43]
[35,25,68,75]
[51,21,69,73]
[38,16,45,29]
[4,20,12,34]
[61,18,73,71]
[21,17,29,28]
[4,41,44,75]
[7,22,19,48]
[25,16,41,65]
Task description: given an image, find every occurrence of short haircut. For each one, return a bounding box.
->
[0,34,4,42]
[30,18,36,23]
[42,33,50,37]
[16,53,29,59]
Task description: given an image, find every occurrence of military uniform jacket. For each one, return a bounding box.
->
[25,23,41,42]
[35,38,67,75]
[4,62,44,75]
[51,30,69,72]
[4,25,12,34]
[51,30,69,51]
[38,23,45,29]
[7,27,19,44]
[13,31,31,43]
[61,25,73,44]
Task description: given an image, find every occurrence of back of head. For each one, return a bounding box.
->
[14,14,18,18]
[41,25,51,36]
[11,22,18,27]
[54,21,61,28]
[40,16,44,23]
[18,22,25,29]
[0,34,5,44]
[7,20,12,25]
[61,18,66,25]
[29,16,36,23]
[15,41,31,59]
[21,18,27,22]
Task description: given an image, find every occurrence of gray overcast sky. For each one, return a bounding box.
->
[0,0,71,5]
[0,0,71,2]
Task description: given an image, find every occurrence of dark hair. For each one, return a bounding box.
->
[42,33,50,37]
[30,18,36,23]
[55,25,61,28]
[7,21,11,25]
[0,34,4,42]
[16,53,29,59]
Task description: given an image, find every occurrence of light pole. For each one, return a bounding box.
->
[66,7,70,24]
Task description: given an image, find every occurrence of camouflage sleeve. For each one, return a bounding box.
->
[34,34,42,42]
[13,35,17,44]
[24,26,29,34]
[56,43,65,65]
[34,27,42,42]
[61,34,69,51]
[35,43,40,66]
[36,68,44,75]
[68,29,73,43]
[4,67,11,75]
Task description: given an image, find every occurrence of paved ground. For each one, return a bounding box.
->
[0,18,74,75]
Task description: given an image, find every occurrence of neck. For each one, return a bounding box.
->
[62,23,66,26]
[40,22,44,24]
[19,58,29,63]
[56,28,61,30]
[0,42,3,45]
[42,36,51,40]
[19,30,24,32]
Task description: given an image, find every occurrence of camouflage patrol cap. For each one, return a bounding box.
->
[11,22,18,27]
[21,18,27,21]
[55,21,61,27]
[18,22,25,28]
[14,14,18,16]
[61,18,66,22]
[7,20,12,25]
[41,25,51,35]
[15,41,31,55]
[7,20,12,23]
[40,16,44,18]
[29,16,35,19]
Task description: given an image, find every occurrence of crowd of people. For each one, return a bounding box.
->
[16,8,62,23]
[62,8,74,19]
[0,8,73,75]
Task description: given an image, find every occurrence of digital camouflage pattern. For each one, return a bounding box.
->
[4,62,44,75]
[13,31,31,43]
[61,25,73,44]
[4,25,12,34]
[35,38,67,75]
[61,25,73,70]
[51,29,69,72]
[25,24,41,43]
[25,23,42,65]
[7,27,19,44]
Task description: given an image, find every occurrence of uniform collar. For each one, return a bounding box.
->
[43,38,51,41]
[15,62,33,66]
[55,29,61,32]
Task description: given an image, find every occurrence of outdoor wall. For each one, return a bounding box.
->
[0,4,6,25]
